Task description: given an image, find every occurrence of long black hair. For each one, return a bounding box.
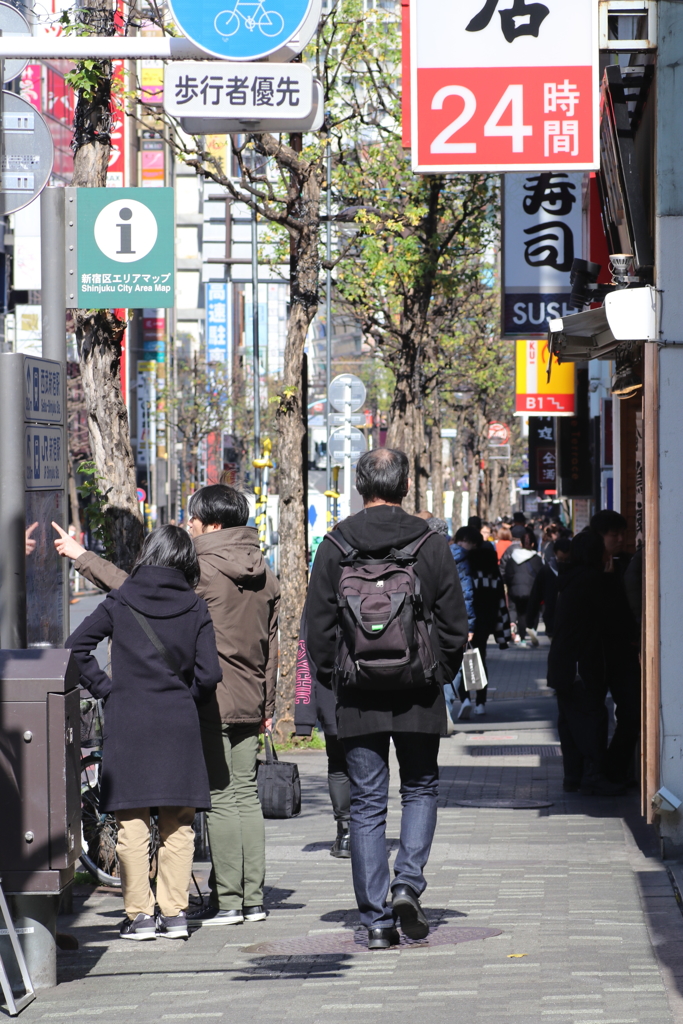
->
[132,525,200,588]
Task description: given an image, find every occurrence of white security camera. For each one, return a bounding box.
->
[652,787,682,813]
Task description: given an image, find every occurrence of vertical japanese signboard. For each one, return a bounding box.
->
[528,416,556,491]
[410,0,599,173]
[503,171,582,335]
[206,283,229,364]
[515,338,574,416]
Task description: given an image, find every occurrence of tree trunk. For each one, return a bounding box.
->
[429,392,444,519]
[272,170,321,744]
[76,310,143,571]
[70,8,142,570]
[386,347,428,514]
[67,453,82,539]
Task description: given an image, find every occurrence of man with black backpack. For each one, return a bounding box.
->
[306,448,468,950]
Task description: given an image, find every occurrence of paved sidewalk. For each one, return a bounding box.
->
[12,641,683,1024]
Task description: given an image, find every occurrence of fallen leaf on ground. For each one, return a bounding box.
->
[507,954,527,958]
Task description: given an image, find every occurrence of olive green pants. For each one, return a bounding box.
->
[200,722,265,910]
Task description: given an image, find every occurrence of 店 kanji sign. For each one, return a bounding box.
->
[65,188,175,309]
[515,338,574,416]
[410,0,599,173]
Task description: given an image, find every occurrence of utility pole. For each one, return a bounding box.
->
[325,139,332,500]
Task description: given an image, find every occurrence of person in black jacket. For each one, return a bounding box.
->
[547,531,624,796]
[306,448,468,950]
[503,527,542,643]
[295,608,350,858]
[527,536,571,639]
[66,526,222,940]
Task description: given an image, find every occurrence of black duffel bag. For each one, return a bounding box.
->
[257,730,301,819]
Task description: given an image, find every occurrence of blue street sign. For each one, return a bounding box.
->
[168,0,314,60]
[206,283,229,363]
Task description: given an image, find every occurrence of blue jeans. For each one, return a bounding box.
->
[342,733,440,929]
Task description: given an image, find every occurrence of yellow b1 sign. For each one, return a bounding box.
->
[515,339,575,416]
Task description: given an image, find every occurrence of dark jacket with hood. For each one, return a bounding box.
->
[466,543,511,645]
[503,545,542,601]
[547,564,605,693]
[527,562,561,634]
[450,543,476,632]
[74,525,280,726]
[66,566,221,812]
[305,505,469,739]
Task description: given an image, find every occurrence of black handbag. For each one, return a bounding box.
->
[257,730,301,819]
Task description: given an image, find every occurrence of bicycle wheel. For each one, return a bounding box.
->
[80,754,121,887]
[258,9,284,36]
[214,9,240,37]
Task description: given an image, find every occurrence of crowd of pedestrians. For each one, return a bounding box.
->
[51,449,642,951]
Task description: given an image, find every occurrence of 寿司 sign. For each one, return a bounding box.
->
[410,0,599,173]
[515,338,574,416]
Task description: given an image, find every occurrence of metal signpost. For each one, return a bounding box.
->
[410,0,599,173]
[328,373,367,518]
[65,187,175,308]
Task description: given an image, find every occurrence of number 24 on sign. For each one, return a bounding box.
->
[414,67,594,172]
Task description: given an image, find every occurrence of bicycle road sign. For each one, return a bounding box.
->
[168,0,316,60]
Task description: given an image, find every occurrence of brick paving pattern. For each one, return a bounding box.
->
[13,639,683,1023]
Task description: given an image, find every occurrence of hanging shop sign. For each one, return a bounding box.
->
[515,338,575,416]
[410,0,599,173]
[528,416,556,491]
[65,188,175,309]
[502,171,583,336]
[167,0,319,61]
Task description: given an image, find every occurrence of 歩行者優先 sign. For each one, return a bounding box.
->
[164,62,313,120]
[503,171,583,336]
[25,425,63,490]
[515,338,574,416]
[167,0,316,61]
[65,187,174,309]
[410,0,599,173]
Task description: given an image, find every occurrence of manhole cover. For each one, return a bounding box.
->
[468,745,561,757]
[452,799,554,809]
[241,925,502,955]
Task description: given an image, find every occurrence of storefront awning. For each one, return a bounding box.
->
[547,285,657,362]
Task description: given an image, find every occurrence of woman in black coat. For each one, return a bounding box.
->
[67,526,222,941]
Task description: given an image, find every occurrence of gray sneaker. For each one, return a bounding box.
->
[119,913,156,941]
[157,911,188,939]
[187,905,244,926]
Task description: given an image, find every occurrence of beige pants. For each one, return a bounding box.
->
[115,807,195,919]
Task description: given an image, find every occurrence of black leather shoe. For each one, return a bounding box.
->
[391,884,430,940]
[330,822,351,859]
[367,926,400,950]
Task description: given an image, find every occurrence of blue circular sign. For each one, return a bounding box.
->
[168,0,314,60]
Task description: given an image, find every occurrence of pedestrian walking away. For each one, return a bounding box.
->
[503,525,542,643]
[65,526,222,941]
[54,484,280,928]
[295,607,351,858]
[305,448,468,950]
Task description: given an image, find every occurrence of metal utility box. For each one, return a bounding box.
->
[0,650,80,893]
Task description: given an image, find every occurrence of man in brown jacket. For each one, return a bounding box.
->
[54,485,279,926]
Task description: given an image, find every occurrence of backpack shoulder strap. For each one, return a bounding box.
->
[123,602,186,683]
[324,532,357,559]
[392,529,437,561]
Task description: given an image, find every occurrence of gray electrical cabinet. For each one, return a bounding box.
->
[0,650,81,893]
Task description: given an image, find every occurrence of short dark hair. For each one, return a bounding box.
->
[570,529,605,569]
[553,536,572,555]
[468,515,482,530]
[133,525,200,588]
[188,484,249,529]
[454,526,480,545]
[355,448,409,504]
[511,524,527,540]
[590,509,627,535]
[513,511,527,524]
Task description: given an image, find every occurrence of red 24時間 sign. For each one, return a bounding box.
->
[410,0,599,173]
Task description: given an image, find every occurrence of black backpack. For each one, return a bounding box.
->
[326,531,439,691]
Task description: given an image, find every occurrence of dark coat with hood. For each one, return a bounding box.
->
[75,525,280,726]
[66,566,221,813]
[466,543,511,645]
[305,505,469,739]
[503,545,542,601]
